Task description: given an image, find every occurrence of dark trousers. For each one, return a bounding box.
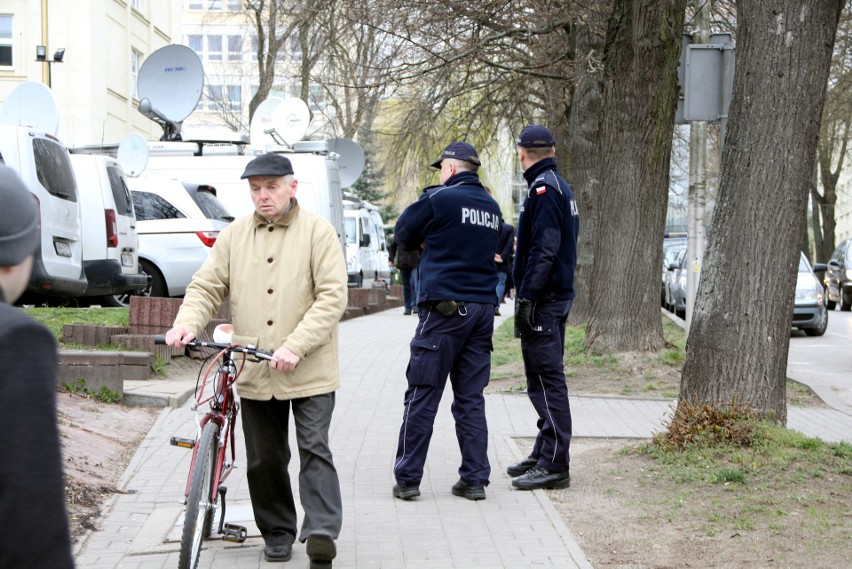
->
[400,267,418,310]
[240,394,342,544]
[394,302,494,486]
[521,298,573,473]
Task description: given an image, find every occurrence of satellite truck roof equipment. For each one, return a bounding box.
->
[136,45,204,142]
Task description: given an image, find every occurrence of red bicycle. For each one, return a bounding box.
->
[155,331,274,569]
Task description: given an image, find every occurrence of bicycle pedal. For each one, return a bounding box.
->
[170,437,195,449]
[221,523,247,543]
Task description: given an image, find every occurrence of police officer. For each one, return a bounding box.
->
[509,125,579,490]
[392,141,502,502]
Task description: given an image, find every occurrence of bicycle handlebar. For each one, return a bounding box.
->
[153,336,275,361]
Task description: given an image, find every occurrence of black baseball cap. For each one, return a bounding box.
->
[430,141,482,169]
[240,153,295,179]
[516,125,556,148]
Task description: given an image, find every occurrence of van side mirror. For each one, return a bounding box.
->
[813,263,827,273]
[360,234,371,247]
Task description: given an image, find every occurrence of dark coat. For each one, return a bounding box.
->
[0,295,74,568]
[495,222,515,272]
[388,238,421,270]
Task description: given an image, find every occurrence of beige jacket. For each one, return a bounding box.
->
[173,200,348,400]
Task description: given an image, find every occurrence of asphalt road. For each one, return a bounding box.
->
[788,308,852,414]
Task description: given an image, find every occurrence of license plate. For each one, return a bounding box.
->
[54,241,72,257]
[121,253,133,267]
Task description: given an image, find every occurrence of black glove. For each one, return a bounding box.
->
[515,298,535,337]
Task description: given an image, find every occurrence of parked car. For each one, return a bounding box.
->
[824,239,852,310]
[0,124,87,302]
[793,252,828,336]
[127,172,233,298]
[343,195,390,287]
[661,235,687,305]
[663,244,688,317]
[69,153,148,306]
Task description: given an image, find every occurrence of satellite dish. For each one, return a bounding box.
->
[137,45,203,140]
[0,81,60,135]
[271,97,310,146]
[249,96,283,148]
[116,133,149,177]
[328,138,365,188]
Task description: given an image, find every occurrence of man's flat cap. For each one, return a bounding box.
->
[241,153,295,179]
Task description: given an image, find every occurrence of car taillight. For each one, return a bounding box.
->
[196,231,219,247]
[105,209,118,248]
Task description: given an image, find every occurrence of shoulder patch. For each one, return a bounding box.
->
[536,186,547,195]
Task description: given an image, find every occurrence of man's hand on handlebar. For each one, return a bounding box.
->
[270,345,300,373]
[165,326,196,348]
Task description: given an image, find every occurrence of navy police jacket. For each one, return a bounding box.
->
[394,171,502,305]
[513,157,579,302]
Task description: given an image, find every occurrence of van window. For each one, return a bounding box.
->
[106,166,134,215]
[192,190,233,221]
[32,138,78,202]
[132,191,186,221]
[344,217,357,244]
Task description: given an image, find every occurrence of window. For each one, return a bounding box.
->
[188,1,204,9]
[0,15,12,66]
[309,83,325,112]
[227,35,242,61]
[32,139,78,202]
[131,49,143,99]
[207,35,222,61]
[131,192,185,221]
[228,85,241,111]
[106,167,134,215]
[130,0,143,12]
[187,34,203,55]
[250,35,258,61]
[207,84,223,111]
[226,0,242,11]
[208,0,222,10]
[190,188,233,221]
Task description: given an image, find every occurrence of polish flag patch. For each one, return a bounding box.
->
[536,186,547,195]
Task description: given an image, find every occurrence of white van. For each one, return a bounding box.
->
[0,125,86,300]
[343,196,390,287]
[69,153,148,306]
[142,140,346,250]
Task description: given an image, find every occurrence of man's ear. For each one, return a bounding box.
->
[291,178,298,196]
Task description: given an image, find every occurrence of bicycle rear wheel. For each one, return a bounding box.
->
[179,421,219,569]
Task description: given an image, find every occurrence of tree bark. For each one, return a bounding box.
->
[680,1,842,423]
[566,3,608,326]
[584,0,685,352]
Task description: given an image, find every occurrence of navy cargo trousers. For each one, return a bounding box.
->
[393,302,494,487]
[521,298,573,473]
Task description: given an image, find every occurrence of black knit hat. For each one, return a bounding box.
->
[0,165,39,267]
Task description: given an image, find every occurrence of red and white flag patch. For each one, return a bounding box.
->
[536,186,547,195]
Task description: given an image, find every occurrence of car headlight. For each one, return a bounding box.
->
[795,288,821,303]
[846,269,852,280]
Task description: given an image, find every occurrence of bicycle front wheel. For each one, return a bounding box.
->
[179,421,219,569]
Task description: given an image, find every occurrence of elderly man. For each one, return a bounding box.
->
[0,165,74,568]
[391,142,502,502]
[165,153,347,567]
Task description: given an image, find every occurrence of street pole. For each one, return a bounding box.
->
[685,0,711,328]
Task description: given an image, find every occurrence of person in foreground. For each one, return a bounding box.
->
[509,125,579,491]
[392,142,502,501]
[0,165,75,568]
[164,153,347,567]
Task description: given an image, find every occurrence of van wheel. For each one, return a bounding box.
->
[139,260,168,297]
[841,291,851,312]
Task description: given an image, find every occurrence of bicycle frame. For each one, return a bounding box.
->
[182,352,240,507]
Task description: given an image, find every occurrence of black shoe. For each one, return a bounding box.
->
[306,534,336,569]
[393,481,421,500]
[451,479,486,501]
[263,542,293,562]
[511,466,571,490]
[403,309,412,315]
[494,307,501,316]
[506,456,538,477]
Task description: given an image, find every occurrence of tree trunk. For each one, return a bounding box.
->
[567,3,608,326]
[680,1,842,423]
[584,0,685,352]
